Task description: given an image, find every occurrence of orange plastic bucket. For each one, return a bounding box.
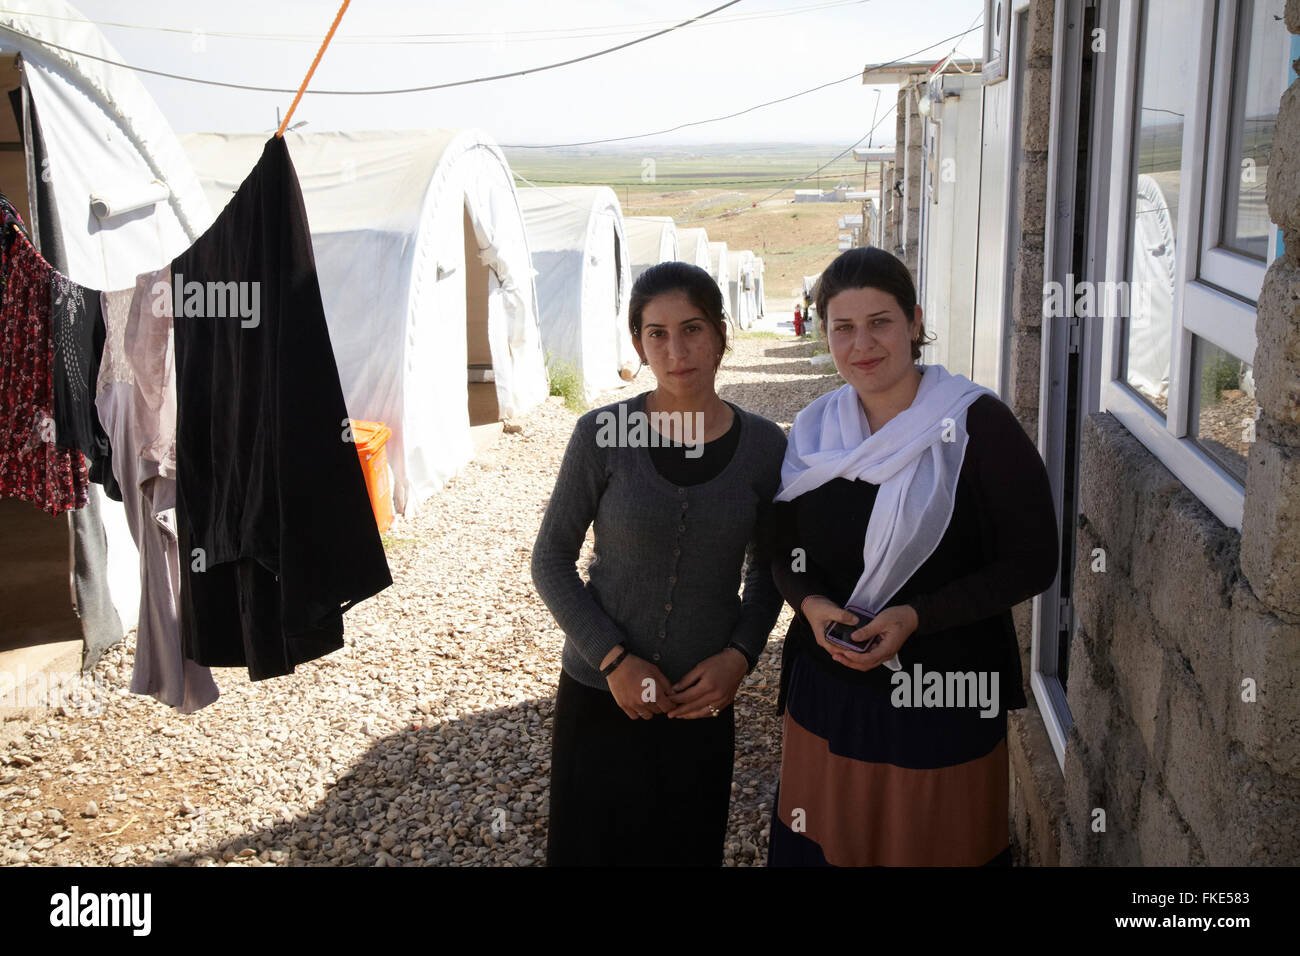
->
[351,420,394,534]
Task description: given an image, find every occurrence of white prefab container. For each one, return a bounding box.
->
[184,129,551,515]
[624,215,678,282]
[916,72,989,383]
[516,186,638,402]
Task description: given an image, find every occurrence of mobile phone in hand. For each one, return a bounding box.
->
[824,606,881,654]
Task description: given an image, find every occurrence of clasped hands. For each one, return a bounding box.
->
[601,645,748,721]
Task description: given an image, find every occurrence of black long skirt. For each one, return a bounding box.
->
[546,667,734,866]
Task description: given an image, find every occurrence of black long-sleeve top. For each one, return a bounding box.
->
[769,394,1060,714]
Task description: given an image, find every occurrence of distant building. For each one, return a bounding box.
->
[852,148,896,248]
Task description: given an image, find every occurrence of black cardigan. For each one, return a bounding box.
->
[769,393,1060,714]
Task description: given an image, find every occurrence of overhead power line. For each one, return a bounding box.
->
[0,1,869,45]
[670,17,982,223]
[0,0,743,95]
[512,106,899,226]
[502,22,983,149]
[505,20,982,225]
[678,103,899,224]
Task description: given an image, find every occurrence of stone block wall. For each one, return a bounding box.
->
[1059,412,1300,865]
[1009,0,1300,866]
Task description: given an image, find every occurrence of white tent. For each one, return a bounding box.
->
[0,0,216,635]
[624,215,678,282]
[517,186,638,401]
[726,249,758,331]
[708,241,731,323]
[183,129,550,515]
[753,256,767,319]
[0,4,211,286]
[677,228,712,270]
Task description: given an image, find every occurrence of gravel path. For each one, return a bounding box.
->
[0,333,839,867]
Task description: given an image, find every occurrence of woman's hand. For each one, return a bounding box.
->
[801,594,862,656]
[665,648,749,719]
[825,604,919,672]
[603,647,676,720]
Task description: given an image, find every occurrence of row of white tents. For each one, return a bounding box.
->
[0,0,766,648]
[178,144,774,512]
[516,186,638,404]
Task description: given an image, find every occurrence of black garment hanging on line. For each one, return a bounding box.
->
[50,271,120,501]
[173,135,391,681]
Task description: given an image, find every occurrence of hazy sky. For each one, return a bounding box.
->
[67,0,984,147]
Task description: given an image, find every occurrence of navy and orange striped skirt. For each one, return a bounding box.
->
[767,650,1010,866]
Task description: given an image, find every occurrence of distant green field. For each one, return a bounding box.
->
[505,142,870,194]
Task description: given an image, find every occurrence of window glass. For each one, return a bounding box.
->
[1190,337,1254,484]
[1221,0,1287,260]
[1122,0,1199,413]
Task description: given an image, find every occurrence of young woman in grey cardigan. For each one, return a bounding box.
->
[531,262,787,866]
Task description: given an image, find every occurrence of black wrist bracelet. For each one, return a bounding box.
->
[726,642,757,674]
[600,647,630,677]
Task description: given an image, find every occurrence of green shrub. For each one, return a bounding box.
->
[1199,351,1240,408]
[547,357,587,412]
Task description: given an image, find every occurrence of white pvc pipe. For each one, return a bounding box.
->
[89,180,170,219]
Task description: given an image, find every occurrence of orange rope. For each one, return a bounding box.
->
[276,0,351,137]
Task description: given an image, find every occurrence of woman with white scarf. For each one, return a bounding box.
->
[766,247,1059,866]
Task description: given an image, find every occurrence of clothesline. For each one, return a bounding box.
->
[276,0,351,138]
[0,138,392,715]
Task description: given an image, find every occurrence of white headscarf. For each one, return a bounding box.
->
[777,363,996,669]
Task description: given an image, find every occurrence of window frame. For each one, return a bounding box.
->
[1198,0,1289,295]
[1100,0,1250,532]
[983,0,1013,84]
[1033,0,1105,771]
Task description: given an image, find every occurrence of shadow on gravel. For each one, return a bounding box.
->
[162,696,555,868]
[749,340,823,359]
[165,637,787,868]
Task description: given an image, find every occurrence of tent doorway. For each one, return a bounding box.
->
[0,65,83,688]
[464,204,499,428]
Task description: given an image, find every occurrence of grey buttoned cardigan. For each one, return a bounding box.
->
[531,390,788,691]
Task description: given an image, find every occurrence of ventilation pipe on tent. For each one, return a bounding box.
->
[89,180,170,219]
